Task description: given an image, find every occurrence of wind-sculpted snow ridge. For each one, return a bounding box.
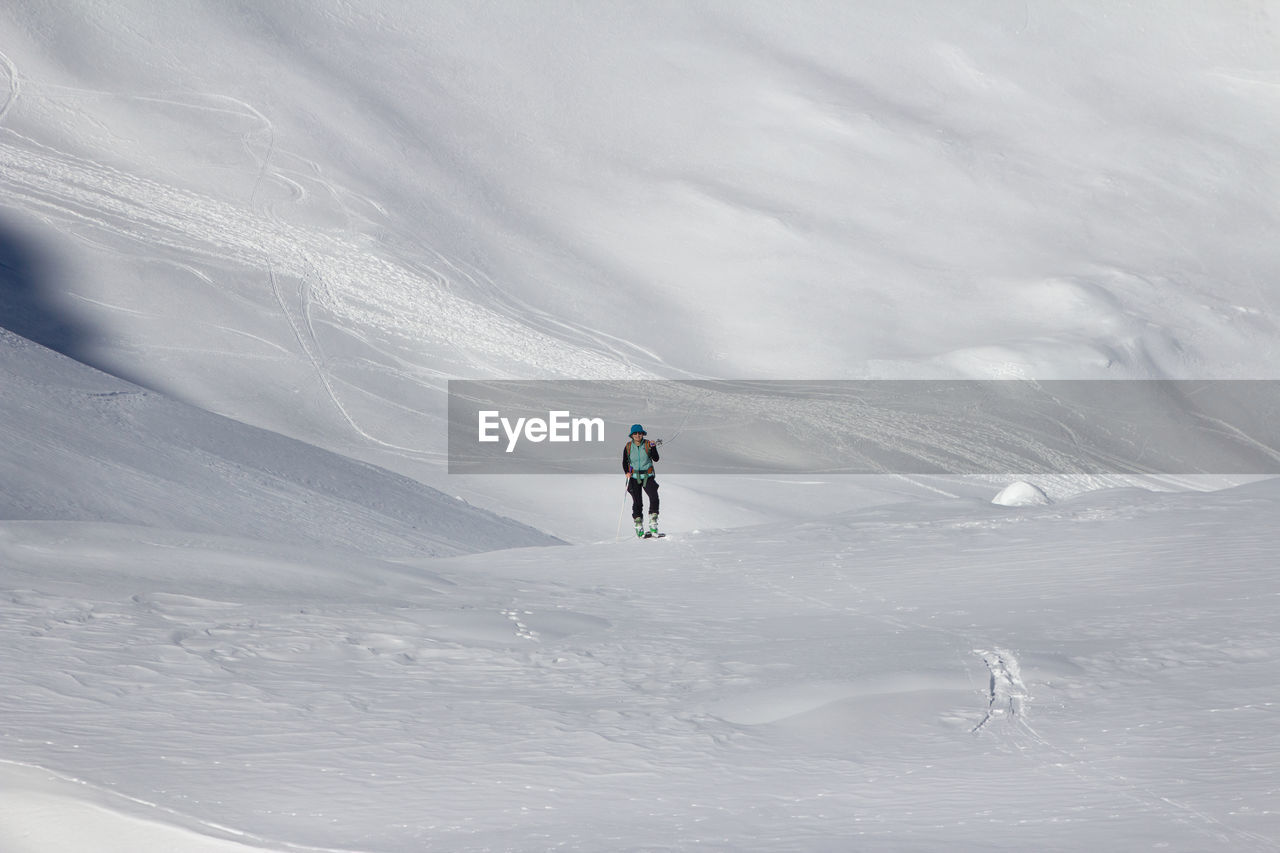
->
[0,329,558,556]
[3,482,1278,850]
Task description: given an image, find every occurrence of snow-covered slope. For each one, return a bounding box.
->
[2,481,1278,851]
[0,329,558,556]
[3,2,1279,483]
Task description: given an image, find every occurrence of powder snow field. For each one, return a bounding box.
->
[3,0,1280,850]
[1,483,1279,851]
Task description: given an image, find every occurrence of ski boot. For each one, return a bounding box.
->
[648,513,660,537]
[634,517,646,538]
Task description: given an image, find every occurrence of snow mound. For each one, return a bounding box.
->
[992,481,1052,507]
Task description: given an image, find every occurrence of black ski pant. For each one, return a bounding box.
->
[628,475,659,519]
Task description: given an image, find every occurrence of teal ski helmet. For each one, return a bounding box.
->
[629,424,646,436]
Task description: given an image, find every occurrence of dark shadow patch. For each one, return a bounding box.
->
[0,210,154,389]
[0,210,100,361]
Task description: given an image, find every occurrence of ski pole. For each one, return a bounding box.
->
[615,474,630,541]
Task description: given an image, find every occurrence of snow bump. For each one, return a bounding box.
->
[992,481,1052,507]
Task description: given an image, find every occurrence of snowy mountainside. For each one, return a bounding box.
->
[0,329,558,556]
[2,2,1279,504]
[2,2,1280,850]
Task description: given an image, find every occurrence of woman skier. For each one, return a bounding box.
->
[622,424,660,537]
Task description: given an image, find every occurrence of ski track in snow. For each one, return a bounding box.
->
[265,257,424,459]
[0,81,633,382]
[0,50,19,125]
[0,63,686,461]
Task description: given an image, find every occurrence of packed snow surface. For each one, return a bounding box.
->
[3,0,1280,850]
